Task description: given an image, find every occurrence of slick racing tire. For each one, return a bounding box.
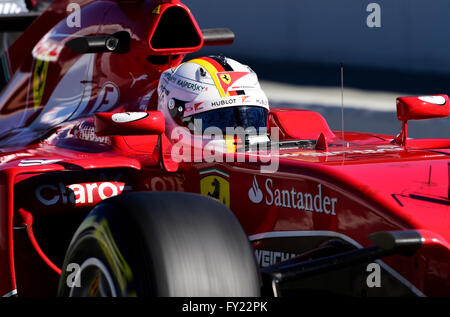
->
[57,192,260,297]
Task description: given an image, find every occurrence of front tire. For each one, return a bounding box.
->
[57,192,260,297]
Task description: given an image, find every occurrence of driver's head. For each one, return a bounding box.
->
[157,55,269,135]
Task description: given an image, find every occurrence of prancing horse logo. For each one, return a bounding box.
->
[200,170,230,208]
[220,73,231,85]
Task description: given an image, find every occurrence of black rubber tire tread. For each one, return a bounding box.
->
[58,191,261,297]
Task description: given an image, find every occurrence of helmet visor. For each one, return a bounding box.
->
[183,106,268,135]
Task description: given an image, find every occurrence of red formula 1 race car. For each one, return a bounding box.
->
[0,0,449,298]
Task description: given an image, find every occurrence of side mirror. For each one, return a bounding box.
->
[394,95,449,147]
[396,95,449,121]
[94,111,178,173]
[94,111,165,136]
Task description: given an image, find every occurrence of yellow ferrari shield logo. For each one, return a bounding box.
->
[200,174,230,208]
[32,59,49,109]
[152,4,161,14]
[219,73,231,85]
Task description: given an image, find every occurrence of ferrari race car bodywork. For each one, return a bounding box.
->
[0,0,449,297]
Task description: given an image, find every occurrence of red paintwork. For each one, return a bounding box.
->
[397,95,449,121]
[268,109,336,141]
[0,0,449,297]
[394,95,449,147]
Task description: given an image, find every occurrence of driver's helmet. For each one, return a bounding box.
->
[157,55,269,136]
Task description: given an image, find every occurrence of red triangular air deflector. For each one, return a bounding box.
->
[216,72,248,96]
[315,132,328,151]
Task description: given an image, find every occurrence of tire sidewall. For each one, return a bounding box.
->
[58,192,261,297]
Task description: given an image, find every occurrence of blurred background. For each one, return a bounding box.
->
[184,0,450,138]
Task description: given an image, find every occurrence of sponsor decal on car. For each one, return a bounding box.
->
[175,79,207,92]
[210,97,237,108]
[255,249,298,268]
[145,176,184,192]
[199,168,230,207]
[74,122,111,144]
[255,98,269,107]
[248,176,338,215]
[35,181,131,206]
[129,72,148,88]
[248,176,264,204]
[92,82,119,112]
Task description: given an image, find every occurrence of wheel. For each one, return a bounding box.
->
[57,191,260,297]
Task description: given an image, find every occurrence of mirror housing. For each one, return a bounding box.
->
[95,111,165,136]
[393,95,449,147]
[396,95,449,121]
[95,111,178,173]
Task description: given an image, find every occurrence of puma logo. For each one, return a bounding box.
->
[129,72,148,88]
